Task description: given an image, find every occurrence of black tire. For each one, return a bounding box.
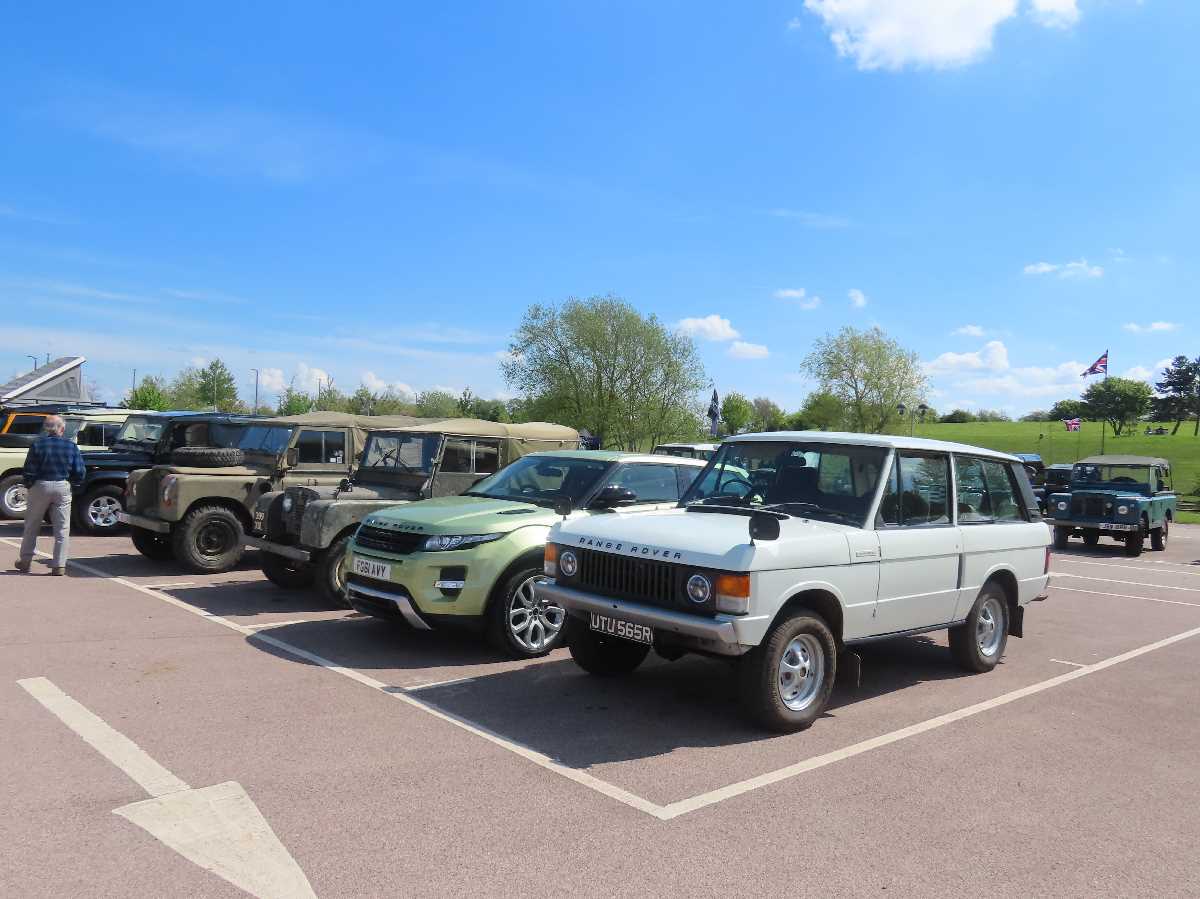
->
[261,551,315,589]
[0,473,28,519]
[315,533,353,607]
[949,583,1009,673]
[486,565,567,658]
[1053,526,1070,549]
[74,484,126,535]
[1124,527,1144,557]
[1082,531,1100,547]
[131,526,174,561]
[170,446,246,468]
[172,505,246,572]
[1151,518,1169,552]
[567,620,651,675]
[738,610,836,733]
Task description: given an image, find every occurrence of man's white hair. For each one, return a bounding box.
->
[42,414,66,436]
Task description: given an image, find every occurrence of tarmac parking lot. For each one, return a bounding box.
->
[2,521,1199,898]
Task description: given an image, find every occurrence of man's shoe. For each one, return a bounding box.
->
[51,567,66,576]
[13,559,30,573]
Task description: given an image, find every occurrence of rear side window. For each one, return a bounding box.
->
[606,463,681,503]
[296,430,346,464]
[7,414,45,435]
[474,439,501,474]
[956,457,1027,523]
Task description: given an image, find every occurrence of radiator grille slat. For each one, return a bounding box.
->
[568,547,715,617]
[355,525,424,555]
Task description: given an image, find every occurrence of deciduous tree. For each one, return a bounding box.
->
[124,376,171,411]
[1082,377,1152,436]
[720,392,754,435]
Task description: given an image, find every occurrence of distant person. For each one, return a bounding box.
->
[13,414,84,576]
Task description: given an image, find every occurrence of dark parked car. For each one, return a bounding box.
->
[1043,463,1073,496]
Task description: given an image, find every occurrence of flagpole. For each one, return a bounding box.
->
[1100,349,1108,454]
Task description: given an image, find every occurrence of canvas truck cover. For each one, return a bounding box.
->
[256,411,436,455]
[394,418,580,460]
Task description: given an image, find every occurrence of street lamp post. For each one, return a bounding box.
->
[26,355,39,372]
[896,402,929,437]
[250,369,260,413]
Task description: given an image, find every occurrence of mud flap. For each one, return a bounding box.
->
[838,649,862,689]
[1009,604,1024,638]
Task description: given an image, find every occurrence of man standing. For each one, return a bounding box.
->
[14,414,84,576]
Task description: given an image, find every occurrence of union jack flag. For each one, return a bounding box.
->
[1063,418,1081,431]
[1081,350,1108,377]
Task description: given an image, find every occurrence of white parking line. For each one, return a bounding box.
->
[1053,573,1200,594]
[142,582,198,590]
[1049,659,1087,668]
[1051,585,1200,608]
[10,537,1200,822]
[243,620,317,630]
[1054,558,1200,576]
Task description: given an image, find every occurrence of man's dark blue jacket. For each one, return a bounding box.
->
[23,435,86,487]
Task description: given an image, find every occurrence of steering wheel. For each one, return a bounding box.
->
[717,477,754,499]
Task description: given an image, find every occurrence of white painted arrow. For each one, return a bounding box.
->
[18,677,316,899]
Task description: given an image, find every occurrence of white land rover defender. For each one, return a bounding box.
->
[540,433,1051,732]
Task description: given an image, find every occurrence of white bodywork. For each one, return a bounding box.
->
[546,432,1051,649]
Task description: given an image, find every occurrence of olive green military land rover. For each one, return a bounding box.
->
[344,450,707,658]
[245,419,580,603]
[118,411,426,572]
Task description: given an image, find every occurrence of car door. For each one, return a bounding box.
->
[430,437,503,497]
[953,456,1044,620]
[872,452,962,634]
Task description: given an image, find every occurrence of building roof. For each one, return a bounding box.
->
[0,356,92,405]
[724,430,1021,462]
[1078,455,1170,467]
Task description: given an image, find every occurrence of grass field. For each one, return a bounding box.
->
[905,420,1200,522]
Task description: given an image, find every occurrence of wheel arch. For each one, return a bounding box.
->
[181,497,253,532]
[980,566,1020,637]
[775,586,845,649]
[483,547,549,616]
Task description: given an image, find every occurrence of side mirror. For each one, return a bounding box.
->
[553,497,573,518]
[749,511,780,542]
[285,447,299,468]
[591,485,638,509]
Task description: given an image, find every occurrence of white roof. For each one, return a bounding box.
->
[724,430,1020,462]
[656,442,719,450]
[621,453,709,467]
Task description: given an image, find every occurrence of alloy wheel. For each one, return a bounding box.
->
[777,633,825,712]
[87,496,122,528]
[976,595,1005,657]
[507,575,564,653]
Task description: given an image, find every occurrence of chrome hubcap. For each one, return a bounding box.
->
[508,576,564,652]
[977,596,1005,657]
[88,496,122,527]
[777,633,825,711]
[4,483,27,513]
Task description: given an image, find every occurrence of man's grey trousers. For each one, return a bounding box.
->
[19,480,72,569]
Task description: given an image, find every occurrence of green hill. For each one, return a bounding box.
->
[906,420,1199,518]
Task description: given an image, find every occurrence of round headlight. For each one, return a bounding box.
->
[281,494,294,512]
[559,550,578,577]
[1056,501,1067,511]
[1117,504,1129,515]
[686,574,712,604]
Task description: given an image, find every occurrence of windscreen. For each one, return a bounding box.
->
[466,455,612,507]
[1072,463,1151,486]
[682,440,889,527]
[360,433,440,476]
[114,416,165,445]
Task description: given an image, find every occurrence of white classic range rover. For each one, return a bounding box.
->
[539,432,1051,732]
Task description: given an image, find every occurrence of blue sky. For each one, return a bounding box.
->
[2,1,1195,415]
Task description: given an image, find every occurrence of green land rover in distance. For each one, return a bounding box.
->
[345,450,707,658]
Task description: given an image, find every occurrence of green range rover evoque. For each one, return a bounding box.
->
[344,450,706,658]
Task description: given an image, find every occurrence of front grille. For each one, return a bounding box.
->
[570,547,715,617]
[1071,495,1107,517]
[129,469,163,512]
[354,524,425,555]
[283,489,315,536]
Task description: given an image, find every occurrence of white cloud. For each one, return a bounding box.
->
[767,208,850,229]
[1122,321,1179,334]
[774,288,821,310]
[676,314,740,341]
[294,362,331,393]
[257,367,286,393]
[361,370,415,398]
[802,0,1019,71]
[1123,366,1153,381]
[1023,259,1104,279]
[848,288,868,308]
[953,324,986,337]
[925,340,1009,376]
[729,341,770,360]
[786,16,804,30]
[1030,0,1079,29]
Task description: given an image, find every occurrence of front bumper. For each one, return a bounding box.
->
[243,535,311,562]
[1045,519,1139,533]
[537,582,765,656]
[347,545,504,618]
[117,512,170,533]
[345,579,433,630]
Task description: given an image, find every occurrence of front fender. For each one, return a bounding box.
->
[301,499,417,549]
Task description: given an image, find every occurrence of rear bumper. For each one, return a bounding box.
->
[243,535,311,562]
[1045,519,1139,532]
[537,581,763,656]
[117,512,170,533]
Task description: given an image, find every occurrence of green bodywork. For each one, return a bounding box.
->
[1045,455,1176,539]
[345,450,702,626]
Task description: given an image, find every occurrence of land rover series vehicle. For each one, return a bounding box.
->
[539,432,1051,732]
[118,412,424,572]
[344,450,707,658]
[246,419,580,604]
[1045,454,1175,556]
[652,442,719,461]
[0,405,150,519]
[73,412,253,534]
